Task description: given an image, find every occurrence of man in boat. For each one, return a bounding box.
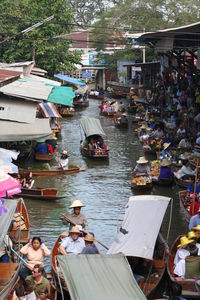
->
[175,159,195,180]
[158,159,174,181]
[59,226,85,255]
[58,150,69,170]
[81,233,99,254]
[25,264,50,298]
[133,157,150,176]
[61,199,88,232]
[189,208,200,230]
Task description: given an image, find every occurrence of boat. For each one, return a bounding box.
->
[167,235,200,298]
[88,92,104,100]
[179,190,191,223]
[35,153,54,161]
[19,166,85,177]
[19,187,65,200]
[131,175,153,191]
[100,110,116,117]
[73,98,89,108]
[114,114,128,129]
[108,195,171,298]
[59,106,75,117]
[174,176,190,188]
[80,117,109,159]
[153,177,174,186]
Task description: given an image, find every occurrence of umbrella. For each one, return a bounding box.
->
[0,172,21,197]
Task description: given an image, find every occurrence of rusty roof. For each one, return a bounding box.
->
[0,69,21,86]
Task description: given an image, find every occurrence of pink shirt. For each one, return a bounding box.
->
[20,243,51,269]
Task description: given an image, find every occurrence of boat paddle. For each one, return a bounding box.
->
[61,214,109,250]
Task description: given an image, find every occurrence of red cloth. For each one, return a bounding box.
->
[47,144,53,154]
[190,201,200,216]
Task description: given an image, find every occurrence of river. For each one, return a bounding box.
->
[23,99,188,271]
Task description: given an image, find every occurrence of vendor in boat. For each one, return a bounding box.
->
[158,159,174,180]
[189,208,200,230]
[191,225,200,244]
[134,157,150,176]
[174,159,195,180]
[58,150,69,170]
[61,199,88,232]
[178,136,191,149]
[59,225,85,256]
[152,126,164,140]
[81,233,99,254]
[161,143,171,160]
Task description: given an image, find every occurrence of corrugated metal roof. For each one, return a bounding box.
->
[0,69,22,86]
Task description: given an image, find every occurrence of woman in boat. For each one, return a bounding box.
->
[58,150,69,170]
[134,157,150,176]
[24,172,35,189]
[19,237,51,281]
[161,143,171,160]
[158,159,174,180]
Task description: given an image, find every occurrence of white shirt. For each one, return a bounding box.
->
[59,158,69,170]
[196,136,200,145]
[174,248,190,266]
[61,236,85,255]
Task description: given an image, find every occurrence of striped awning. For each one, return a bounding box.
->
[38,102,62,118]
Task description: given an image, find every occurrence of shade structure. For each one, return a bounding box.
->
[58,253,147,300]
[38,102,62,118]
[0,172,21,197]
[54,73,86,87]
[107,195,171,260]
[0,118,52,142]
[47,86,75,107]
[0,198,18,248]
[80,116,106,138]
[0,148,19,162]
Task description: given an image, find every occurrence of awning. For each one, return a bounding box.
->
[38,102,62,118]
[0,199,18,247]
[107,195,171,260]
[0,118,52,142]
[80,116,106,138]
[47,86,75,107]
[54,73,86,87]
[58,253,146,300]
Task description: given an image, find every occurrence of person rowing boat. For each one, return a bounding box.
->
[57,150,69,170]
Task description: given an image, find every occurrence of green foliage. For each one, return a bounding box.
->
[0,0,81,76]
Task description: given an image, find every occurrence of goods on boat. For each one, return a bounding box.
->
[19,166,85,177]
[131,176,152,191]
[167,236,200,298]
[88,92,104,100]
[108,195,171,298]
[179,190,191,223]
[59,106,75,117]
[19,187,64,200]
[150,160,160,177]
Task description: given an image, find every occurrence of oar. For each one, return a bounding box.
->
[61,214,109,250]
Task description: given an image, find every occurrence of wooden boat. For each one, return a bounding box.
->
[143,145,156,155]
[153,177,174,186]
[179,190,191,223]
[19,187,65,200]
[175,176,190,188]
[35,153,54,161]
[114,115,128,129]
[88,93,104,100]
[0,262,21,300]
[60,106,75,117]
[19,166,85,177]
[81,145,109,159]
[100,110,116,117]
[167,236,200,298]
[73,98,89,108]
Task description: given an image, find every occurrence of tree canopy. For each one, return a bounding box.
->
[0,0,81,76]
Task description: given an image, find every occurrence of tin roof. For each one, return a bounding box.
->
[0,69,22,87]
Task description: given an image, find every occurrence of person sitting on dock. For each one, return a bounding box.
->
[59,226,85,256]
[61,199,88,232]
[81,233,99,254]
[58,150,69,170]
[189,208,200,230]
[158,159,174,180]
[25,265,50,299]
[134,157,150,176]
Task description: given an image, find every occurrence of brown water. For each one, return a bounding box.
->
[23,99,188,270]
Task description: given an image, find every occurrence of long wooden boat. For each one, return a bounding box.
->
[175,176,190,188]
[114,115,128,129]
[80,145,109,159]
[0,262,21,300]
[167,236,200,298]
[19,187,65,200]
[88,93,104,100]
[19,166,85,177]
[35,153,54,161]
[73,99,89,108]
[60,107,75,117]
[179,190,191,223]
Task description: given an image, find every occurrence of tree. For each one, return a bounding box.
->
[0,0,81,76]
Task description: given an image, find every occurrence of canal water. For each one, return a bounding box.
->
[23,99,188,270]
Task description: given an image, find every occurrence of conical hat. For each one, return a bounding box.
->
[177,236,194,248]
[136,156,148,164]
[161,159,171,167]
[163,143,171,150]
[70,199,85,208]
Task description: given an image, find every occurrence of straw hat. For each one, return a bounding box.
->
[188,231,196,240]
[62,150,68,155]
[122,113,127,116]
[161,159,171,167]
[136,157,149,164]
[70,199,85,208]
[163,143,171,150]
[84,233,95,242]
[69,226,81,234]
[191,225,200,231]
[177,236,194,248]
[146,127,153,132]
[140,125,147,129]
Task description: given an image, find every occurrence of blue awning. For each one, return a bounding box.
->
[54,74,86,87]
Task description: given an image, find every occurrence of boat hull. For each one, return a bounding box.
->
[19,166,85,177]
[175,177,190,188]
[35,153,54,161]
[80,146,109,159]
[19,188,64,200]
[0,263,20,300]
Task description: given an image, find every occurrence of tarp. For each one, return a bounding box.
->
[0,199,18,247]
[0,118,52,142]
[80,116,106,138]
[107,195,171,260]
[48,86,75,107]
[38,102,62,118]
[54,73,86,87]
[58,253,146,300]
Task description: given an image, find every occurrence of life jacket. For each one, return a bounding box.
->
[13,213,26,230]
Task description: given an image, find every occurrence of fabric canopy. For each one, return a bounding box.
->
[80,116,106,138]
[0,172,21,197]
[58,253,146,300]
[54,73,86,87]
[47,86,75,107]
[38,102,62,118]
[107,195,171,260]
[0,199,18,248]
[0,118,52,142]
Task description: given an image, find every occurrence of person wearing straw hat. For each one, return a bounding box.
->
[161,142,171,160]
[81,233,99,254]
[158,159,174,180]
[61,200,88,232]
[58,150,69,170]
[189,208,200,231]
[134,157,150,176]
[187,231,200,255]
[174,236,195,278]
[59,226,85,256]
[191,225,200,245]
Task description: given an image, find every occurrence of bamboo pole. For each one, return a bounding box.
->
[192,161,199,215]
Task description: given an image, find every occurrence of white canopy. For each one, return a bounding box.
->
[80,116,106,138]
[0,118,52,141]
[107,195,171,260]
